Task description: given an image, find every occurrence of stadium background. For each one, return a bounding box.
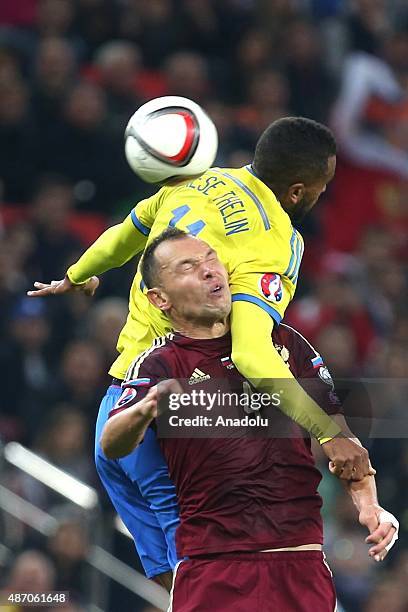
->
[0,1,407,611]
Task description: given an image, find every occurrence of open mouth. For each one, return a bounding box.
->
[210,283,223,294]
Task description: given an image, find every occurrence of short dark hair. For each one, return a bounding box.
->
[252,117,336,195]
[141,227,188,288]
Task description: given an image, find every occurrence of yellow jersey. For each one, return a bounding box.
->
[111,166,304,379]
[68,164,341,442]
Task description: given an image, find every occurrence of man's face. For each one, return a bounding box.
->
[286,155,336,224]
[150,236,231,324]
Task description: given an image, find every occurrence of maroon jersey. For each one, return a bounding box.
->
[114,323,341,557]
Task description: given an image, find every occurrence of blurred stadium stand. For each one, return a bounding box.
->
[0,440,168,611]
[0,1,407,610]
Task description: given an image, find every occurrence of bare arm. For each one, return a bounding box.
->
[100,379,181,459]
[101,387,158,459]
[330,415,398,561]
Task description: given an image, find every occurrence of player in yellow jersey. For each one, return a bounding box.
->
[29,117,372,479]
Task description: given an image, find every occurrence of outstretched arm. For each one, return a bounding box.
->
[231,300,372,480]
[67,214,149,284]
[27,190,164,297]
[27,215,147,298]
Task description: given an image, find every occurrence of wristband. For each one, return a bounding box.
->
[379,510,399,552]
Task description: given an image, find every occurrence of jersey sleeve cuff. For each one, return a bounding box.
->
[66,267,90,286]
[231,293,282,324]
[131,209,151,236]
[318,421,342,445]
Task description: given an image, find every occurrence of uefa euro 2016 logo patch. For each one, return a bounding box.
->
[258,273,283,303]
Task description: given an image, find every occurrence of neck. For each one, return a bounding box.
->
[251,165,283,202]
[172,316,230,340]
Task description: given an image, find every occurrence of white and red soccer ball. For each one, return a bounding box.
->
[125,96,218,183]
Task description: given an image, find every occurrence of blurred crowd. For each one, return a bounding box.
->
[0,1,407,611]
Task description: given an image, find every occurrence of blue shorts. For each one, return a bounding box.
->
[95,385,180,578]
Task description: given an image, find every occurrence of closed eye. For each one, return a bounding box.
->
[177,260,195,272]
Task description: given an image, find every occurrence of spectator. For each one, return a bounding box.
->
[93,40,141,130]
[0,226,32,333]
[35,406,94,484]
[120,0,178,69]
[346,0,391,55]
[287,267,376,363]
[9,405,96,515]
[331,29,408,179]
[53,339,106,414]
[284,20,334,122]
[3,550,56,612]
[232,28,274,103]
[0,76,40,202]
[315,323,359,378]
[39,81,137,213]
[87,297,128,366]
[73,0,119,59]
[31,37,77,133]
[177,0,223,58]
[0,297,53,442]
[163,51,210,104]
[29,175,83,281]
[36,0,76,39]
[235,68,290,137]
[47,517,89,598]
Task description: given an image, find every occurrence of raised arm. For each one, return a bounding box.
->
[67,214,149,283]
[231,300,372,480]
[27,191,164,297]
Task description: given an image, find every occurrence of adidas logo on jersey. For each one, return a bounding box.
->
[188,368,211,385]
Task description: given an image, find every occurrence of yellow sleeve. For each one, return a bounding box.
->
[230,300,341,443]
[230,271,292,326]
[227,236,300,325]
[67,190,165,284]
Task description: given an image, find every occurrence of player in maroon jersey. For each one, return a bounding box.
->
[101,228,399,611]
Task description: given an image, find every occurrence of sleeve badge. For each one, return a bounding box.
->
[258,273,283,303]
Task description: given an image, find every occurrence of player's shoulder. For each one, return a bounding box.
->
[274,323,320,362]
[125,333,177,381]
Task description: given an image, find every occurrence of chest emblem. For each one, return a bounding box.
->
[188,368,211,385]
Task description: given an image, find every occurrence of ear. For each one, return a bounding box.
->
[147,288,172,312]
[287,182,305,204]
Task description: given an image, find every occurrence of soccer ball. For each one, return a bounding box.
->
[124,96,218,183]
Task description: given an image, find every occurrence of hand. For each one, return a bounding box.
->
[359,504,399,562]
[156,379,184,415]
[137,386,159,420]
[122,379,183,419]
[27,275,99,298]
[322,436,375,480]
